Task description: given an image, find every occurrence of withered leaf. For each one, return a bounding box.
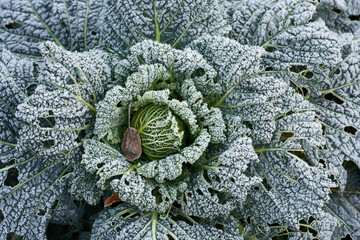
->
[104,191,122,207]
[121,127,142,161]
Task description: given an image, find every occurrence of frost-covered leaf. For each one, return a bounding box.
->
[15,42,113,162]
[0,0,104,56]
[239,110,333,238]
[82,139,186,214]
[119,40,222,96]
[66,161,102,205]
[0,49,38,159]
[0,152,69,239]
[228,0,342,89]
[305,39,360,190]
[137,129,210,183]
[325,162,360,239]
[100,0,230,57]
[179,136,261,218]
[189,35,292,144]
[315,0,360,36]
[91,204,243,240]
[94,64,170,143]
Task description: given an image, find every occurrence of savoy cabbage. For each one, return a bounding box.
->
[0,0,360,239]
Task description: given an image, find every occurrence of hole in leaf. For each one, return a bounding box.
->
[151,186,163,204]
[334,68,341,75]
[296,86,309,98]
[331,8,342,14]
[51,200,59,210]
[38,209,46,216]
[26,84,37,96]
[319,64,324,68]
[5,22,23,30]
[115,227,121,232]
[262,178,272,191]
[349,15,360,21]
[191,68,205,78]
[32,62,40,79]
[214,223,225,231]
[167,234,175,240]
[229,177,235,183]
[246,216,251,224]
[265,67,273,71]
[196,189,204,195]
[203,170,212,183]
[304,71,313,79]
[41,140,55,150]
[323,93,344,104]
[39,111,56,128]
[321,124,326,135]
[267,31,272,37]
[208,188,219,197]
[6,233,23,240]
[265,46,277,52]
[5,168,19,187]
[116,101,123,108]
[341,234,352,240]
[91,31,97,35]
[0,210,4,223]
[319,159,326,168]
[281,132,294,139]
[253,186,260,191]
[344,126,357,135]
[289,150,306,159]
[97,163,105,169]
[289,64,307,73]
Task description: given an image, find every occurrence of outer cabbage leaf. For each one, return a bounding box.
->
[228,0,342,90]
[238,110,334,238]
[179,136,261,218]
[100,0,230,57]
[15,41,113,163]
[0,0,104,56]
[0,49,38,160]
[0,152,69,240]
[325,162,360,239]
[90,204,243,240]
[315,0,360,36]
[307,39,360,189]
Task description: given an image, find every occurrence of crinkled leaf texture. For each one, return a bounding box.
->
[315,0,360,36]
[90,204,243,240]
[325,162,360,239]
[0,0,104,56]
[187,31,334,238]
[15,41,114,163]
[100,0,230,57]
[228,0,343,93]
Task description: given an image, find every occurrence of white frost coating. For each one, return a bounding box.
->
[0,156,66,240]
[100,0,230,56]
[180,136,261,218]
[82,139,183,213]
[228,0,342,92]
[315,0,360,36]
[0,0,104,56]
[239,109,333,237]
[181,79,226,144]
[91,204,243,240]
[129,40,222,96]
